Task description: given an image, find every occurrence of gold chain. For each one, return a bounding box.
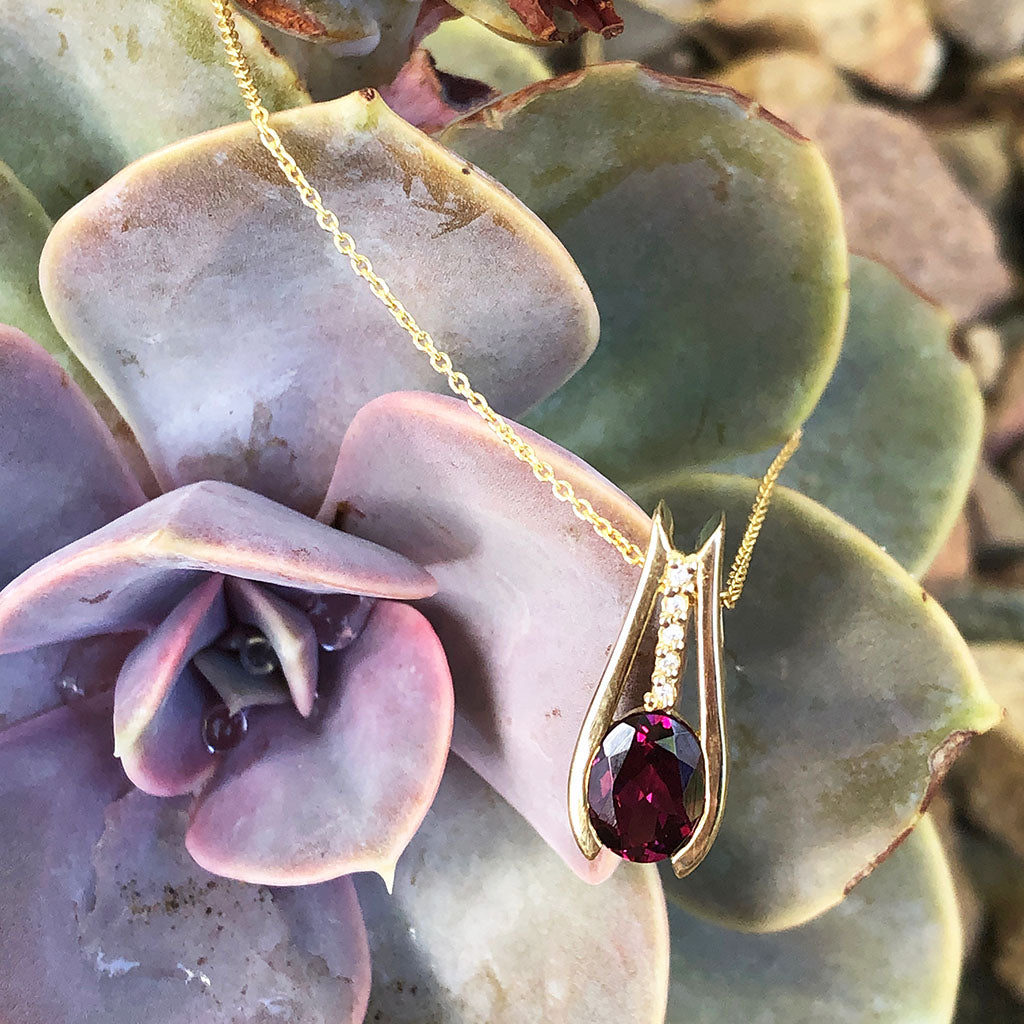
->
[209,0,800,604]
[720,427,801,609]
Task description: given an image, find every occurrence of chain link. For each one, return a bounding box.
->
[209,0,799,597]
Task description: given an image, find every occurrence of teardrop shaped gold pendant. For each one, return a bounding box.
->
[567,503,728,876]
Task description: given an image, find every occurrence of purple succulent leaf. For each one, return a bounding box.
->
[0,480,437,655]
[0,325,144,589]
[226,577,319,717]
[274,587,376,652]
[59,785,369,1024]
[80,792,371,1024]
[0,633,139,732]
[38,93,599,516]
[113,575,227,797]
[323,391,652,883]
[0,695,371,1021]
[0,696,131,1023]
[0,316,143,734]
[186,602,454,889]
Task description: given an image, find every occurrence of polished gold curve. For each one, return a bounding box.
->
[670,516,728,878]
[567,503,676,859]
[567,506,729,875]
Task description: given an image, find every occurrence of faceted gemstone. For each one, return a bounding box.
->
[587,711,704,863]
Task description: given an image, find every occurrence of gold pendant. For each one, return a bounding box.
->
[567,503,728,875]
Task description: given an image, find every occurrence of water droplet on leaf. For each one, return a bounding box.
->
[57,676,86,704]
[202,704,248,753]
[239,634,278,676]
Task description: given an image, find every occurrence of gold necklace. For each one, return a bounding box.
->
[210,0,800,876]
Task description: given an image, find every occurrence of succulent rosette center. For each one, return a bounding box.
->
[106,567,383,806]
[0,347,455,887]
[186,584,374,754]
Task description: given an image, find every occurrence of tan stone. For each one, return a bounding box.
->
[795,103,1013,322]
[709,0,944,96]
[930,0,1024,59]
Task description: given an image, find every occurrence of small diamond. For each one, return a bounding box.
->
[666,562,696,591]
[662,593,689,619]
[645,683,674,711]
[657,650,681,676]
[661,623,686,648]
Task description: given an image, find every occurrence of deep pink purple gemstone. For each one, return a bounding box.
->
[587,710,704,863]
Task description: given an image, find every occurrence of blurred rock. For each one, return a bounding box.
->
[970,461,1024,562]
[930,0,1024,61]
[954,729,1024,860]
[708,0,944,97]
[950,643,1024,864]
[987,328,1024,460]
[931,121,1016,213]
[797,103,1013,322]
[957,322,1006,391]
[716,49,852,109]
[924,512,974,589]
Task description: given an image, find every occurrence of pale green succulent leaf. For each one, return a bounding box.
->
[667,818,962,1024]
[656,474,999,929]
[234,0,412,47]
[0,161,69,364]
[0,161,135,432]
[444,0,567,43]
[657,255,983,577]
[423,16,551,94]
[440,62,849,481]
[0,0,310,215]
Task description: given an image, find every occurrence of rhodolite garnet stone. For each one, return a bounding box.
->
[587,710,705,863]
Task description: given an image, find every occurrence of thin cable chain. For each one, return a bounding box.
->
[209,0,799,604]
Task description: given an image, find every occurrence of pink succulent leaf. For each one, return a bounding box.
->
[38,94,599,516]
[0,632,140,732]
[113,575,227,797]
[323,391,652,883]
[0,480,437,655]
[226,577,319,717]
[0,326,144,588]
[186,601,454,888]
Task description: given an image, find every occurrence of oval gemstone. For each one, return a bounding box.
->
[587,710,704,863]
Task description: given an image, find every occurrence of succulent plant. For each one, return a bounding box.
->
[0,4,1005,1023]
